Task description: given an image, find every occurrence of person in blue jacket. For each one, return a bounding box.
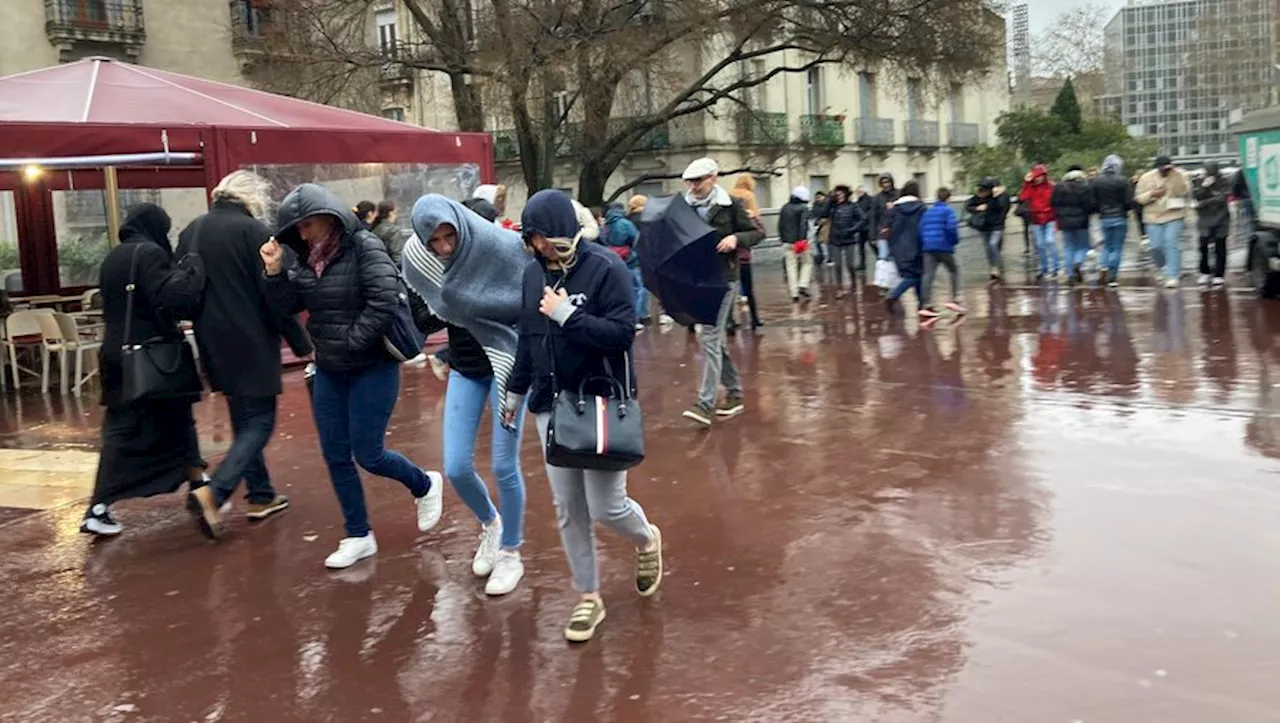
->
[503,190,663,644]
[601,203,648,327]
[918,186,967,319]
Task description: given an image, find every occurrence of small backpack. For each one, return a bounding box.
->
[169,216,208,316]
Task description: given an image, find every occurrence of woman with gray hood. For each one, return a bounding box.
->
[1092,154,1134,287]
[401,195,529,596]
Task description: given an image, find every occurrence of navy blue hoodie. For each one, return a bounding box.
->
[886,196,927,277]
[508,192,637,414]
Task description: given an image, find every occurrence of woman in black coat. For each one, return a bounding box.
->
[261,184,442,570]
[81,204,206,536]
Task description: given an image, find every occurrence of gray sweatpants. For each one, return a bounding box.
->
[921,251,960,308]
[535,413,654,593]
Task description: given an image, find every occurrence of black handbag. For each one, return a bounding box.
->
[545,352,645,472]
[382,281,426,362]
[119,244,204,404]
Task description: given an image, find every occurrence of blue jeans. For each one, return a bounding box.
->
[1147,220,1185,280]
[630,267,650,321]
[888,275,922,301]
[1062,229,1091,274]
[211,395,278,505]
[1032,223,1059,275]
[1100,217,1128,277]
[983,230,1004,273]
[312,362,431,537]
[443,370,525,549]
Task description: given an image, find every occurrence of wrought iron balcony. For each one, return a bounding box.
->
[800,115,845,148]
[948,122,980,148]
[378,61,415,89]
[737,112,789,145]
[854,117,896,148]
[45,0,145,61]
[610,118,671,152]
[905,120,940,149]
[229,0,285,59]
[492,131,519,162]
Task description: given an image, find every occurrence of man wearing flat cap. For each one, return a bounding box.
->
[679,157,764,427]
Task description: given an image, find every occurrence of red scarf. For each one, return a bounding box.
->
[307,225,343,277]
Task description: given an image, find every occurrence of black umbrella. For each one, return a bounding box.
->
[636,194,727,326]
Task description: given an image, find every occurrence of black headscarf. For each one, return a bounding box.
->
[119,203,173,255]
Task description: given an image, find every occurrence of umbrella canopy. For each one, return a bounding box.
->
[636,194,727,326]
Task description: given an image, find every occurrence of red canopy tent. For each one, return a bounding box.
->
[0,57,492,294]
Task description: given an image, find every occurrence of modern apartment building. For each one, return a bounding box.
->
[1098,0,1277,165]
[372,2,1011,210]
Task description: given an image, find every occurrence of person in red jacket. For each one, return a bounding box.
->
[1018,164,1059,280]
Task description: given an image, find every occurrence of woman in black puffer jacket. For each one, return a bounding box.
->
[262,183,442,570]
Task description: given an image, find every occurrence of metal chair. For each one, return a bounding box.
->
[2,310,50,391]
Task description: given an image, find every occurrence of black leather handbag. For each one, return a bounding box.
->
[119,245,204,405]
[545,353,645,472]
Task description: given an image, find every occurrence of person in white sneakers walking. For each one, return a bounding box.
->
[260,184,444,569]
[402,194,530,596]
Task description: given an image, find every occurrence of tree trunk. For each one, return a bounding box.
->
[448,72,485,132]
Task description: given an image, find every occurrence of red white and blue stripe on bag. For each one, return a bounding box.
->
[595,396,608,455]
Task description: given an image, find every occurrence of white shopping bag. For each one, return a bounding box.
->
[874,258,901,290]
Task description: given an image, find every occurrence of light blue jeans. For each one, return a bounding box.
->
[631,267,650,321]
[443,370,526,549]
[1062,229,1091,275]
[1100,217,1128,277]
[1032,223,1059,275]
[1147,220,1185,281]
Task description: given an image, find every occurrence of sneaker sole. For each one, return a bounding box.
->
[682,410,713,426]
[186,490,221,540]
[564,608,606,643]
[246,499,290,521]
[80,520,122,537]
[485,569,524,596]
[637,525,663,598]
[715,405,744,418]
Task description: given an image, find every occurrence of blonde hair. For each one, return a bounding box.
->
[211,170,273,220]
[730,175,761,218]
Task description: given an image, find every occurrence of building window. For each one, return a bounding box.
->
[858,72,877,117]
[753,177,773,210]
[805,68,824,115]
[382,107,405,122]
[948,83,965,123]
[376,8,398,57]
[808,175,830,196]
[906,78,922,121]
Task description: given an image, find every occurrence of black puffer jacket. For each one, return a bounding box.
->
[777,198,810,244]
[829,199,866,246]
[269,184,400,374]
[1193,162,1232,233]
[1050,171,1096,232]
[1092,170,1133,219]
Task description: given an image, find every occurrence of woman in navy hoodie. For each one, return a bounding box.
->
[884,181,928,312]
[503,190,663,643]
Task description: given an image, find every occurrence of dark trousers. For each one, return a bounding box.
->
[211,395,278,505]
[312,361,430,537]
[830,244,859,288]
[1199,230,1228,278]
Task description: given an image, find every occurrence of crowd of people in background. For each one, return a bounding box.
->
[77,147,1257,642]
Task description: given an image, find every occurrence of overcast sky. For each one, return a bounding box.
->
[1029,0,1127,33]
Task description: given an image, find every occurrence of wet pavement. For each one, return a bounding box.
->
[3,266,1280,723]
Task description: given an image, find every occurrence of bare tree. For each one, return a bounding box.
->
[1031,3,1109,78]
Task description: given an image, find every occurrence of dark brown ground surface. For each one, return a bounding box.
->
[2,274,1280,723]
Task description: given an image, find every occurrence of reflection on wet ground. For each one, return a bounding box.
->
[2,274,1280,722]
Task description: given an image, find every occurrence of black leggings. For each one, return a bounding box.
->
[738,264,760,326]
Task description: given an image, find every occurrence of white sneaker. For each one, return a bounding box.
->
[485,550,525,596]
[1197,273,1211,285]
[1164,279,1179,289]
[472,515,503,577]
[658,314,674,325]
[325,533,377,569]
[80,503,122,536]
[1212,276,1226,287]
[415,471,444,532]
